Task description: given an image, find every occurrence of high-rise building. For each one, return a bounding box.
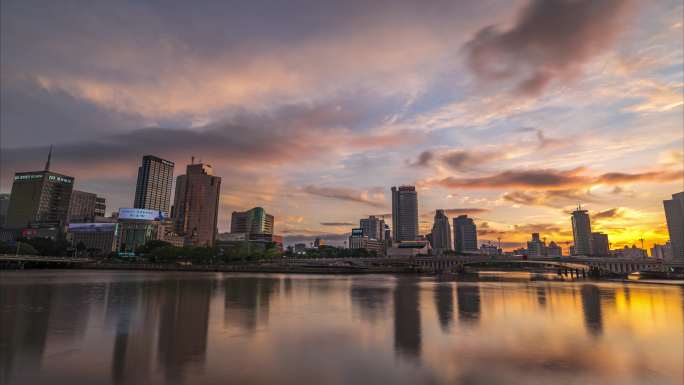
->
[134,155,174,214]
[430,209,452,253]
[5,148,74,229]
[360,215,385,240]
[571,206,592,256]
[527,233,546,257]
[0,193,10,227]
[230,207,275,237]
[68,190,105,223]
[391,186,418,242]
[172,162,221,247]
[590,232,609,256]
[663,192,684,261]
[453,215,477,253]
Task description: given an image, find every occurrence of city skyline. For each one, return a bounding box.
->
[1,0,682,250]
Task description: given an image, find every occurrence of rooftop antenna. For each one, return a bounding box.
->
[44,145,53,171]
[191,156,195,164]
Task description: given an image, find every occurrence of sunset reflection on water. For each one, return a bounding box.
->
[0,271,681,385]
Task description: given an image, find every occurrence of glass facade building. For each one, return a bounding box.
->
[134,155,174,214]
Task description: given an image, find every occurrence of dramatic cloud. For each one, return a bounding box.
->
[320,222,355,226]
[441,150,499,171]
[410,149,501,171]
[411,151,434,167]
[592,208,624,220]
[428,167,681,191]
[502,189,595,208]
[0,101,417,186]
[465,0,635,95]
[302,186,386,208]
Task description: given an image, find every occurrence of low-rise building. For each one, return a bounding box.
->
[590,232,610,256]
[116,208,166,255]
[546,241,563,257]
[527,233,546,258]
[67,222,119,256]
[480,243,500,256]
[612,245,648,259]
[349,229,385,256]
[651,242,672,260]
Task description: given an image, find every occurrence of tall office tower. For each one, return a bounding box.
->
[571,206,592,256]
[430,209,452,252]
[134,155,174,213]
[663,192,684,261]
[5,147,74,228]
[453,215,478,253]
[527,233,546,257]
[230,207,275,236]
[590,232,609,256]
[0,193,10,227]
[360,215,385,240]
[172,162,221,247]
[391,186,418,242]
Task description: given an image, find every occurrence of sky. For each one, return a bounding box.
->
[1,0,682,250]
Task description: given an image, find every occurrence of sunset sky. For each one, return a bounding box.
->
[1,0,682,249]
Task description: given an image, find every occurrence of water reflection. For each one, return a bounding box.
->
[580,285,603,336]
[157,279,212,382]
[350,279,391,323]
[0,272,681,385]
[223,277,278,332]
[434,283,454,331]
[393,278,421,359]
[0,285,52,384]
[536,286,547,307]
[110,282,159,385]
[456,283,481,324]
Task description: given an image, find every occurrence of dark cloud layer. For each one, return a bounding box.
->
[465,0,634,95]
[411,149,499,171]
[444,208,490,216]
[0,101,414,190]
[592,208,624,220]
[431,167,680,191]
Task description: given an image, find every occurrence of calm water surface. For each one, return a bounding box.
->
[0,270,682,385]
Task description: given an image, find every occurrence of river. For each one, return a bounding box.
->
[0,270,682,385]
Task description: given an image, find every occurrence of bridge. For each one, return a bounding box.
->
[1,254,679,277]
[262,254,678,276]
[0,255,94,268]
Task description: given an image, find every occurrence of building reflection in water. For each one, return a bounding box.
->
[0,285,52,385]
[456,283,481,324]
[350,280,391,323]
[109,281,160,385]
[434,283,454,332]
[224,277,279,332]
[393,278,421,359]
[536,286,547,307]
[580,284,603,337]
[157,279,212,383]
